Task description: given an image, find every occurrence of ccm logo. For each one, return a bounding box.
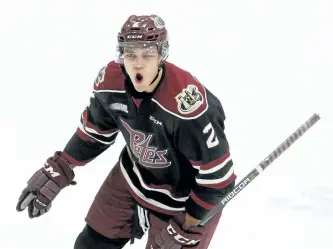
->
[127,35,143,39]
[150,115,162,125]
[166,224,199,246]
[43,162,60,177]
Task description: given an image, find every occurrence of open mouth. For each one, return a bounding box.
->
[135,73,143,84]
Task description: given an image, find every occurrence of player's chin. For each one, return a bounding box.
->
[132,81,148,92]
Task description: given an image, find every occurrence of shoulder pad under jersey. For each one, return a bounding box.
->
[152,62,208,120]
[93,61,125,92]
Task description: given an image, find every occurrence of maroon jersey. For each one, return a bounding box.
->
[62,61,236,220]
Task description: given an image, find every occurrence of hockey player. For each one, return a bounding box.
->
[16,15,237,249]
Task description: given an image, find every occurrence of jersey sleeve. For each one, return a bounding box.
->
[176,95,236,220]
[62,91,119,166]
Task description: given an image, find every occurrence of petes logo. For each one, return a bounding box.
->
[175,85,203,114]
[121,119,171,168]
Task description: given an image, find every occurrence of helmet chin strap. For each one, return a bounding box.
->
[149,66,162,85]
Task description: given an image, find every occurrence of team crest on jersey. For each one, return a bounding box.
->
[175,85,203,114]
[94,66,106,87]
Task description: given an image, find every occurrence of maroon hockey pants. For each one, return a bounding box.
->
[84,160,222,249]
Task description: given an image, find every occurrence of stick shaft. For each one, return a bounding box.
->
[199,113,321,225]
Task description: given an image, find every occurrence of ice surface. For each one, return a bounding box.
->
[0,0,332,248]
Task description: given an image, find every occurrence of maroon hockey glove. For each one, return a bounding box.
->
[153,214,204,249]
[16,152,75,218]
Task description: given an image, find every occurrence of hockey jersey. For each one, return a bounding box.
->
[62,61,237,220]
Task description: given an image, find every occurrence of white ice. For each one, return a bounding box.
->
[0,0,332,248]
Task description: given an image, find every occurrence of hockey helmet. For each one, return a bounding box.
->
[115,15,169,64]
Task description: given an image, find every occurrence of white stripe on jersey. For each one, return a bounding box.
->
[192,165,201,170]
[151,98,208,120]
[93,89,126,93]
[132,162,189,202]
[119,159,186,212]
[81,113,119,138]
[78,123,116,145]
[83,124,119,139]
[198,155,232,175]
[196,166,234,185]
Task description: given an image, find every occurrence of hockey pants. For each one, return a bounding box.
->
[74,157,222,249]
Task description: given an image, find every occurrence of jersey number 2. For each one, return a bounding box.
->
[203,123,219,148]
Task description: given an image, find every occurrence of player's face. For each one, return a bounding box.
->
[123,46,161,92]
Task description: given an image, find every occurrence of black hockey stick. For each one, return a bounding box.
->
[199,113,321,226]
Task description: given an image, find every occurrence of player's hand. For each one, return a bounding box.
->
[153,213,205,249]
[16,152,75,218]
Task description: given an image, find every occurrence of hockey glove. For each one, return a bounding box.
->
[16,152,75,218]
[154,213,204,249]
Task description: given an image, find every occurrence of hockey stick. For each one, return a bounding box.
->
[199,113,321,226]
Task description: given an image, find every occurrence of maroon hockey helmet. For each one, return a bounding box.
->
[115,15,169,63]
